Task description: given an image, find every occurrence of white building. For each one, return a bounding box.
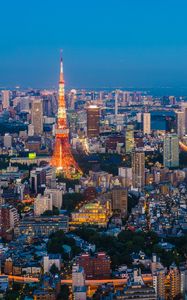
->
[72,265,85,288]
[9,206,19,228]
[143,113,151,135]
[31,99,43,135]
[43,255,61,274]
[118,167,132,187]
[34,194,52,216]
[1,90,10,109]
[72,264,87,300]
[176,110,185,138]
[136,112,142,123]
[4,134,12,148]
[44,188,63,209]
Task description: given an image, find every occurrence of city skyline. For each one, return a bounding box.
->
[2,2,187,299]
[1,0,187,88]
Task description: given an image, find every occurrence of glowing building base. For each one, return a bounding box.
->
[51,137,82,180]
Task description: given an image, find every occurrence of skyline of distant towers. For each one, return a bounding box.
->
[50,54,82,179]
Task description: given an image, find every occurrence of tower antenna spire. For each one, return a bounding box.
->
[60,49,63,74]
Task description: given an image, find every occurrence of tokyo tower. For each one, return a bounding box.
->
[50,54,82,179]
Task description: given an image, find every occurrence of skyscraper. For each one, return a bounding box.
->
[125,125,134,153]
[115,90,118,116]
[1,90,10,109]
[31,99,43,135]
[164,134,179,168]
[30,168,46,194]
[50,54,82,179]
[176,110,185,138]
[44,188,63,210]
[34,194,52,216]
[143,112,151,135]
[132,149,145,190]
[181,102,187,134]
[68,89,77,110]
[87,105,100,138]
[111,187,128,217]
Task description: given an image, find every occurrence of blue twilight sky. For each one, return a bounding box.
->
[1,0,187,89]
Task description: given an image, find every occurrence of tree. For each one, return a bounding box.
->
[47,230,81,258]
[42,210,53,216]
[50,263,60,275]
[57,285,70,300]
[41,206,60,216]
[62,193,84,212]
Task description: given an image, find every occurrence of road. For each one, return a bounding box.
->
[8,275,152,286]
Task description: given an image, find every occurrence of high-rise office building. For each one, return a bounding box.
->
[164,134,179,168]
[176,110,185,138]
[87,105,100,138]
[30,168,46,194]
[143,112,151,135]
[68,89,77,110]
[181,102,187,134]
[125,125,134,153]
[43,95,53,116]
[115,90,119,116]
[1,90,10,109]
[31,99,43,135]
[132,149,145,189]
[111,187,128,217]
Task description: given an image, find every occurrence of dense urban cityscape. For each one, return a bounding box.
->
[2,1,187,299]
[0,55,187,299]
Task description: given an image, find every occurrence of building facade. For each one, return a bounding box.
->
[132,149,145,190]
[164,134,179,168]
[87,105,100,138]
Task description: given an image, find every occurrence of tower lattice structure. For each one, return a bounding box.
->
[50,55,82,179]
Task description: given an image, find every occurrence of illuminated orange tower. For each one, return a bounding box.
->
[51,54,82,179]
